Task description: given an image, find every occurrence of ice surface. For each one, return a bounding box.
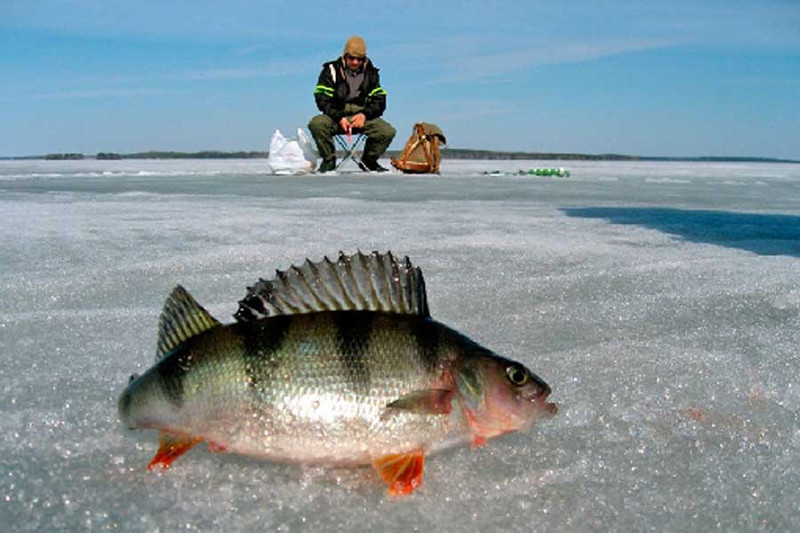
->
[1,158,799,531]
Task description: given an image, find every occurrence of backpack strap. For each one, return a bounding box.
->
[391,122,445,174]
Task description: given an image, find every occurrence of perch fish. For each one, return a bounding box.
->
[119,251,557,495]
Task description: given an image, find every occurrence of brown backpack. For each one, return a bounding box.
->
[391,123,446,174]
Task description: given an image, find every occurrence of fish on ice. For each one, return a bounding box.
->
[119,251,557,495]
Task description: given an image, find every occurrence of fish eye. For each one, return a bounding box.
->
[128,373,139,383]
[506,365,529,386]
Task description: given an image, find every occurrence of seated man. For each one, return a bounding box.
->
[308,36,396,172]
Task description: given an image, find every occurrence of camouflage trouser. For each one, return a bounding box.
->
[308,104,396,162]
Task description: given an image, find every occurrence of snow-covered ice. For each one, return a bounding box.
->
[1,158,799,531]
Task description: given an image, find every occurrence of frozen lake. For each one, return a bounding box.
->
[1,158,799,531]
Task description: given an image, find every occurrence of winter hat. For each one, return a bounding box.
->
[343,36,367,58]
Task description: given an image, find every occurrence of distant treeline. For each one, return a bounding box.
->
[442,148,800,163]
[439,150,799,163]
[440,149,638,161]
[44,153,85,160]
[29,151,269,160]
[3,149,796,164]
[122,151,268,159]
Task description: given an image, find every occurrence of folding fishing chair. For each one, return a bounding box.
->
[335,133,367,171]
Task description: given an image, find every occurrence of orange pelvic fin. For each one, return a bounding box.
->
[372,451,425,496]
[147,433,200,470]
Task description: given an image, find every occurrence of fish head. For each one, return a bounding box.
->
[454,354,557,439]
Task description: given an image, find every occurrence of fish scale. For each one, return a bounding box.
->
[119,251,556,495]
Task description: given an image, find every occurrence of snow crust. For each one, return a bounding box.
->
[1,158,799,531]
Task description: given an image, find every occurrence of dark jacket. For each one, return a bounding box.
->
[314,58,387,121]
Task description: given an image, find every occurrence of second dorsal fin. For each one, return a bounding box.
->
[234,251,430,322]
[156,285,220,359]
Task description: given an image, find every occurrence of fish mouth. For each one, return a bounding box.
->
[530,390,558,418]
[542,401,558,416]
[531,394,558,418]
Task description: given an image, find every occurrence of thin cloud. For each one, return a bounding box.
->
[399,99,517,121]
[434,38,685,84]
[1,55,318,102]
[178,59,314,81]
[1,87,177,101]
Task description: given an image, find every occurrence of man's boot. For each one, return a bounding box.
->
[317,158,337,173]
[361,157,389,172]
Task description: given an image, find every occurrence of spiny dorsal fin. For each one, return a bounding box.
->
[156,285,220,359]
[234,251,430,322]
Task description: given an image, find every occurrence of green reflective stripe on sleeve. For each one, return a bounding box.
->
[315,85,334,96]
[368,87,387,97]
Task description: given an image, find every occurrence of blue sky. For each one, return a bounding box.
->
[2,1,798,159]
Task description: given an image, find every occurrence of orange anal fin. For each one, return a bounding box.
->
[147,433,200,470]
[207,441,227,453]
[372,451,425,496]
[471,436,487,448]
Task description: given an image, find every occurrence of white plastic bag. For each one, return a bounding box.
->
[267,128,317,175]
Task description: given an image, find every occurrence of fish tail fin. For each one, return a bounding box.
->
[372,451,425,496]
[147,433,201,470]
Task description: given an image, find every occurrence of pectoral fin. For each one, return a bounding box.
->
[372,451,425,496]
[147,433,201,470]
[383,389,453,419]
